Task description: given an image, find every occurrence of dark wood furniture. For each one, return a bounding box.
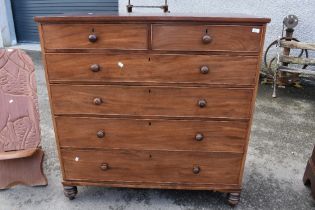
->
[35,13,270,206]
[303,145,315,199]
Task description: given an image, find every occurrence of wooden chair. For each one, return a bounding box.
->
[272,40,315,97]
[0,49,47,189]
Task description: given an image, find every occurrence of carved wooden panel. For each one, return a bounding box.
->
[0,49,40,152]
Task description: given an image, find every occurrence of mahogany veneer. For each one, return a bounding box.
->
[35,12,270,205]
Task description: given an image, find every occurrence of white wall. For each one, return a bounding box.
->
[119,0,315,50]
[0,0,17,47]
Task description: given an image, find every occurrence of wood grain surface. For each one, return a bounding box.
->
[152,25,262,52]
[34,12,271,24]
[35,13,269,199]
[62,149,242,185]
[43,24,148,50]
[50,85,253,119]
[46,53,258,86]
[55,116,248,153]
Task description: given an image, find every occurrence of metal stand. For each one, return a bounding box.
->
[127,0,169,13]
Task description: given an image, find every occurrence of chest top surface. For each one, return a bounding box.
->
[34,12,270,24]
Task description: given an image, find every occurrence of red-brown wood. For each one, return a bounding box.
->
[35,13,269,204]
[55,117,248,153]
[152,25,262,52]
[62,149,242,185]
[42,24,148,50]
[34,12,271,24]
[50,85,253,119]
[46,53,258,86]
[0,49,41,152]
[0,148,37,160]
[0,148,47,189]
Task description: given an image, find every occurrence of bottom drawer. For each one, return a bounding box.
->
[62,149,243,185]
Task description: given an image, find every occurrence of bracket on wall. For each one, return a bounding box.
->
[127,0,170,13]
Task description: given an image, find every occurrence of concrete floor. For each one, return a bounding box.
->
[0,50,315,210]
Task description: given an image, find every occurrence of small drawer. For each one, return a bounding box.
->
[56,117,248,153]
[42,24,148,50]
[152,24,262,52]
[46,53,258,86]
[62,149,242,184]
[50,85,253,119]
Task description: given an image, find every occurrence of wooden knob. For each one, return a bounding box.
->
[100,163,109,171]
[195,133,204,141]
[198,99,207,108]
[88,34,97,42]
[200,66,209,74]
[193,166,201,174]
[93,97,103,105]
[97,130,105,138]
[90,64,100,72]
[202,34,212,44]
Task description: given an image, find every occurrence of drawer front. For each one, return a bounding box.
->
[152,25,262,52]
[42,24,148,50]
[46,53,258,85]
[50,85,253,119]
[56,117,248,153]
[62,149,242,184]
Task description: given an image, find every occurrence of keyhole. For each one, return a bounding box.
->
[148,122,151,126]
[148,57,151,62]
[205,29,208,34]
[91,28,95,33]
[149,154,152,158]
[148,89,151,93]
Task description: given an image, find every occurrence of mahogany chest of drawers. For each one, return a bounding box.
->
[35,13,270,206]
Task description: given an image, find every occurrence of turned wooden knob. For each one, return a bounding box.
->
[88,34,97,42]
[198,99,207,108]
[202,34,212,44]
[200,66,209,74]
[90,64,100,72]
[97,130,105,138]
[93,97,103,105]
[100,163,109,171]
[193,166,201,174]
[195,133,204,141]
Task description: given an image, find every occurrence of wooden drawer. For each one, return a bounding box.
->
[46,53,258,86]
[62,149,242,184]
[152,25,262,52]
[50,85,253,119]
[42,24,148,50]
[56,117,248,153]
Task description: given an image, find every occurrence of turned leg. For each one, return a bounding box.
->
[227,192,241,207]
[63,186,78,200]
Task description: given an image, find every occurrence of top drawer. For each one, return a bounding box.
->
[152,25,262,52]
[42,24,148,50]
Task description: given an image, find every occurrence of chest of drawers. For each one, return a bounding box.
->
[35,13,270,206]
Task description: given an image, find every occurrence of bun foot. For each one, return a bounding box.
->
[227,192,241,207]
[63,186,78,200]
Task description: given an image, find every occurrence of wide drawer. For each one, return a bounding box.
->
[152,24,262,52]
[42,24,148,50]
[62,149,242,184]
[50,85,253,119]
[46,53,258,86]
[56,117,248,153]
